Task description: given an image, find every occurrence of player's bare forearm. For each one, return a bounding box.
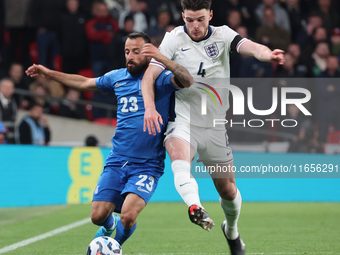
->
[26,64,98,91]
[157,55,193,88]
[252,44,273,62]
[239,40,285,64]
[142,43,193,87]
[141,65,164,135]
[141,65,161,110]
[45,68,100,91]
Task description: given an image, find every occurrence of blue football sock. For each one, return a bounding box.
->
[97,214,114,229]
[114,220,137,245]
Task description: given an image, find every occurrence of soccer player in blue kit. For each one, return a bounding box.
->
[26,32,193,246]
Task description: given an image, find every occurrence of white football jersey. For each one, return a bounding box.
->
[150,25,248,127]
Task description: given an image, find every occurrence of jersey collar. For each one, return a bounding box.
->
[183,25,212,42]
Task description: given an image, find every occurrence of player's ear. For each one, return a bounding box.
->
[182,12,185,22]
[209,10,213,21]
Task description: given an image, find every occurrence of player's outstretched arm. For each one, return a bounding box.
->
[142,43,194,88]
[239,40,285,65]
[141,64,164,136]
[26,64,99,91]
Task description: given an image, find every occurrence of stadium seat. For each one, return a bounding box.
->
[85,104,94,121]
[78,68,94,100]
[93,118,117,126]
[29,41,39,63]
[326,131,340,144]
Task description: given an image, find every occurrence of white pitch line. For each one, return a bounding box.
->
[0,217,91,254]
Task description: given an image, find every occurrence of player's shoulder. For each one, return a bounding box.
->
[169,26,186,35]
[211,25,237,39]
[163,26,187,40]
[103,68,127,77]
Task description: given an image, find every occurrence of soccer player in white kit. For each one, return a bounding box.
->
[141,1,284,254]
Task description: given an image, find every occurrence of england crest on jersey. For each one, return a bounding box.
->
[204,42,219,59]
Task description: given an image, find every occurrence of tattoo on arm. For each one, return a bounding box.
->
[172,63,190,84]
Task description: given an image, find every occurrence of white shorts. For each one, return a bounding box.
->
[164,120,233,164]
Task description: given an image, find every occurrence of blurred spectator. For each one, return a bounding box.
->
[300,26,329,65]
[210,0,231,26]
[30,0,64,70]
[17,102,50,145]
[28,84,52,114]
[0,78,16,144]
[85,134,99,146]
[8,62,30,108]
[146,5,172,47]
[226,10,242,31]
[29,76,64,114]
[211,0,257,34]
[119,0,148,32]
[59,89,85,119]
[299,0,319,19]
[286,43,310,77]
[284,0,303,41]
[139,0,156,29]
[0,121,7,144]
[109,15,134,69]
[316,55,340,143]
[288,118,323,153]
[276,52,307,77]
[60,0,88,74]
[295,12,323,47]
[256,7,291,51]
[92,91,117,120]
[4,0,35,70]
[104,0,127,21]
[29,76,65,99]
[330,27,340,55]
[230,26,274,78]
[79,0,95,19]
[308,42,330,77]
[255,0,291,34]
[85,0,119,77]
[314,0,339,33]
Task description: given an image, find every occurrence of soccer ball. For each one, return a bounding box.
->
[86,236,122,255]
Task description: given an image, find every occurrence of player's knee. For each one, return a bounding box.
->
[91,211,107,225]
[170,150,186,161]
[218,182,237,200]
[120,211,137,228]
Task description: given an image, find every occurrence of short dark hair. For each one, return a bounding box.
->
[28,102,43,111]
[85,135,98,146]
[127,32,151,43]
[181,0,211,11]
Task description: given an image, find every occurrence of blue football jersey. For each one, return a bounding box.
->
[96,68,177,166]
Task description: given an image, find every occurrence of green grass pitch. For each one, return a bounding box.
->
[0,202,339,254]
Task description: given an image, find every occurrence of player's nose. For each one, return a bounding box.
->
[127,52,133,60]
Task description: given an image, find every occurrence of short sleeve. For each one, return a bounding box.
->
[95,70,119,93]
[149,32,177,70]
[222,26,242,53]
[155,70,178,93]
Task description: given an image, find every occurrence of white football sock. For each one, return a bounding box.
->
[172,160,202,207]
[220,188,242,240]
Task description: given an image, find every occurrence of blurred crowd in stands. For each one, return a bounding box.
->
[0,0,339,151]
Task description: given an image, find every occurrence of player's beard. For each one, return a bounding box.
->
[126,58,149,75]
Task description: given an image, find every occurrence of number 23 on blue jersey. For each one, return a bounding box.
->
[120,96,138,113]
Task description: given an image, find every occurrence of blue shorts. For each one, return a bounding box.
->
[92,161,163,213]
